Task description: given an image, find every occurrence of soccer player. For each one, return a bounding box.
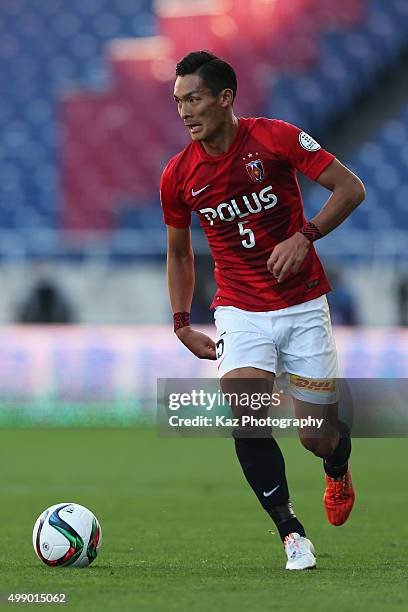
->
[160,51,365,570]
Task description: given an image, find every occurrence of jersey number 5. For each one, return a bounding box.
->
[238,221,256,249]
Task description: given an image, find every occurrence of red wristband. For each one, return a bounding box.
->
[173,311,190,333]
[299,221,322,242]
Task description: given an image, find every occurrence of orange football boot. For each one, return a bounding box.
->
[323,469,355,526]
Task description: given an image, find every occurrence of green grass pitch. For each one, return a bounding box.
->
[1,428,407,611]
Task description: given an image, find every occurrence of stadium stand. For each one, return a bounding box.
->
[305,104,408,259]
[0,0,156,244]
[0,0,407,258]
[271,0,408,131]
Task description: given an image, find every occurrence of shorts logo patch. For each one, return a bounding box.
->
[299,131,321,152]
[216,337,225,359]
[289,374,336,392]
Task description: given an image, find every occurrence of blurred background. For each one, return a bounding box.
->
[1,0,408,424]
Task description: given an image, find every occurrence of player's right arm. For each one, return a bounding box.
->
[161,157,215,360]
[167,226,216,360]
[167,226,194,314]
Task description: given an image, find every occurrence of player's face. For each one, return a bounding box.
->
[173,74,229,142]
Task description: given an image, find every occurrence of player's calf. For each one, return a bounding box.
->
[234,435,317,568]
[299,435,338,458]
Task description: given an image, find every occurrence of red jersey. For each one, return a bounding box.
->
[160,118,334,311]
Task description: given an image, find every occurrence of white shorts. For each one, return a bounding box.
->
[214,295,338,404]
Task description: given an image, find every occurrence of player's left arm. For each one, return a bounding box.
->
[310,158,366,235]
[267,159,365,282]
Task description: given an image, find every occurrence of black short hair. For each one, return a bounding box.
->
[176,51,237,101]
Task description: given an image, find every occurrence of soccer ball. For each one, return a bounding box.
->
[32,502,102,568]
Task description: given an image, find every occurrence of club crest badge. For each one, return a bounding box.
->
[243,154,265,183]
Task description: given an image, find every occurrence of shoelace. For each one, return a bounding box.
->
[330,475,349,501]
[284,535,302,559]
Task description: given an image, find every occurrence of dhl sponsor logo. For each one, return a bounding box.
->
[289,375,336,392]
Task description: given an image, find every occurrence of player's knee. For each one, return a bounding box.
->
[299,436,337,458]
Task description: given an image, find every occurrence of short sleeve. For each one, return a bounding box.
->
[160,160,191,228]
[272,120,335,180]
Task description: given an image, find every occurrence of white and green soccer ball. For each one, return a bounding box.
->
[32,503,102,567]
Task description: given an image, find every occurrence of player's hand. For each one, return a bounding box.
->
[176,327,217,360]
[267,232,311,283]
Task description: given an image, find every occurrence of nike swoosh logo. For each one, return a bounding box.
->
[192,185,210,196]
[263,484,280,497]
